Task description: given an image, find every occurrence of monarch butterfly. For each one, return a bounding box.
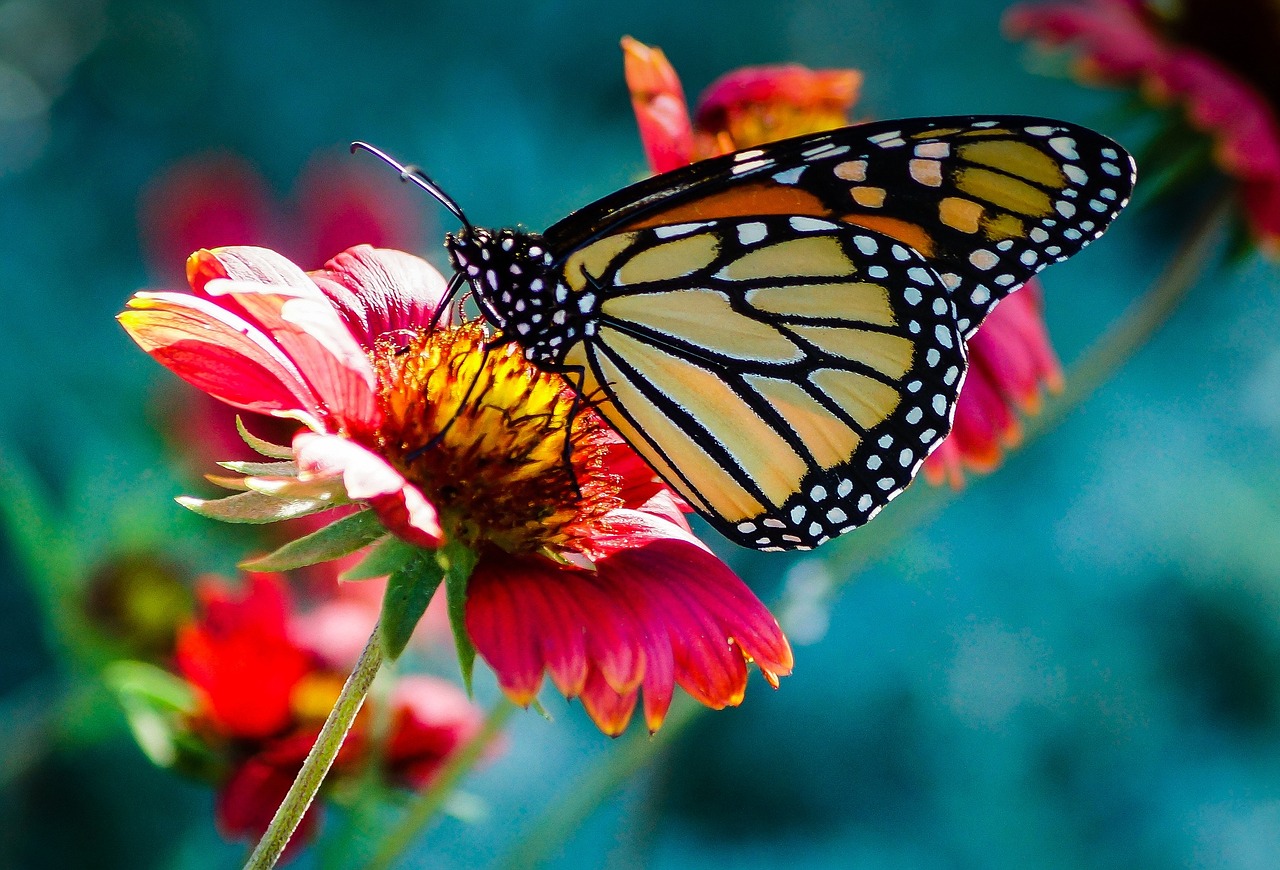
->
[358,115,1135,551]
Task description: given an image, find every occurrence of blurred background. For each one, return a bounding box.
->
[3,0,1279,867]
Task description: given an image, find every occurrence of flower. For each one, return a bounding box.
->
[173,573,483,860]
[622,39,1065,486]
[622,35,862,173]
[139,148,428,468]
[922,282,1063,487]
[119,244,792,734]
[1005,0,1280,250]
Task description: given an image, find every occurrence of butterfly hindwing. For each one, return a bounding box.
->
[557,214,967,550]
[545,115,1135,336]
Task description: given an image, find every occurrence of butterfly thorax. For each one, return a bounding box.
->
[446,227,593,367]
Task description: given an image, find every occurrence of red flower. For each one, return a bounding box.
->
[622,39,1066,486]
[120,244,792,734]
[173,574,482,861]
[922,282,1063,487]
[622,35,861,173]
[1005,0,1280,250]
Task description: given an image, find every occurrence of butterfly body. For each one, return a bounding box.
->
[442,115,1136,550]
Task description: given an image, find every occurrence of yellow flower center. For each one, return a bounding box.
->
[372,321,622,556]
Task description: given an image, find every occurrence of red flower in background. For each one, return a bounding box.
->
[1005,0,1280,251]
[623,35,862,172]
[120,244,792,735]
[621,38,1065,486]
[174,574,483,860]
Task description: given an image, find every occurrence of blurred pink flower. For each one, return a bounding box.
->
[1006,0,1280,250]
[923,282,1064,487]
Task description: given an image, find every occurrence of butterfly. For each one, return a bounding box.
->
[360,115,1135,551]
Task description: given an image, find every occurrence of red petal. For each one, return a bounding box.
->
[217,754,321,864]
[622,36,695,174]
[310,246,452,351]
[293,432,443,547]
[118,292,322,419]
[578,670,639,737]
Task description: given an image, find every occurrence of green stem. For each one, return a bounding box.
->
[495,188,1235,869]
[243,625,386,870]
[361,697,516,870]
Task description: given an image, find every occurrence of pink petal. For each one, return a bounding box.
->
[119,291,323,420]
[578,670,639,737]
[187,246,316,298]
[210,278,380,431]
[310,246,453,351]
[464,559,548,703]
[622,36,695,174]
[293,432,443,547]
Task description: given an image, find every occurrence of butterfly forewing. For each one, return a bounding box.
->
[558,215,967,550]
[544,115,1135,337]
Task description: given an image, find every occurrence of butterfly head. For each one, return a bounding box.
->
[446,227,580,364]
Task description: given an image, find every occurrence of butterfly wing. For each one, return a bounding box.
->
[558,215,966,550]
[545,115,1135,336]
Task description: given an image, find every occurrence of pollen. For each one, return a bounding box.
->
[372,321,621,555]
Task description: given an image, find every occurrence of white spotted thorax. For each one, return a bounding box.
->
[446,227,593,365]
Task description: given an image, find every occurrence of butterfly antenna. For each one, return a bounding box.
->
[350,141,474,233]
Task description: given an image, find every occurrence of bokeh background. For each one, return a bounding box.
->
[3,0,1279,868]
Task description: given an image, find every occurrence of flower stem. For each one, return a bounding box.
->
[494,188,1236,869]
[360,696,515,870]
[243,624,385,870]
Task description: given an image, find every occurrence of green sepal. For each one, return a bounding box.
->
[240,509,388,572]
[236,416,294,458]
[379,551,447,660]
[341,535,418,581]
[176,490,335,523]
[216,459,299,477]
[103,661,218,776]
[441,541,479,694]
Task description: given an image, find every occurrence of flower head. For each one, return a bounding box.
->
[166,573,483,861]
[119,243,792,734]
[1005,0,1280,250]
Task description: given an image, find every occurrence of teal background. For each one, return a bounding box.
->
[3,0,1280,868]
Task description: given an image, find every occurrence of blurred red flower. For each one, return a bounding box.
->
[621,38,1064,486]
[120,244,792,735]
[175,573,483,860]
[1005,0,1280,251]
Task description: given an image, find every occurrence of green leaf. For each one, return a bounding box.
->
[341,535,418,581]
[177,490,335,523]
[103,661,197,768]
[240,509,388,571]
[441,541,479,693]
[379,552,447,660]
[237,416,294,458]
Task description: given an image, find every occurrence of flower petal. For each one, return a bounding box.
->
[622,36,696,174]
[119,291,323,422]
[187,246,317,297]
[293,432,443,547]
[310,246,453,351]
[208,277,380,431]
[693,64,862,152]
